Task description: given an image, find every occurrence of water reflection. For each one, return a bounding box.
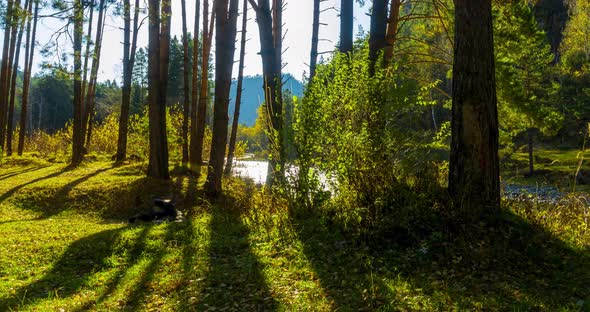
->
[232,161,269,184]
[231,161,332,192]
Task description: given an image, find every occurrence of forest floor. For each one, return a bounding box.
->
[502,148,590,192]
[0,157,588,311]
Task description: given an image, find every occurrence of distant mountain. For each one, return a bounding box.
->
[229,74,304,127]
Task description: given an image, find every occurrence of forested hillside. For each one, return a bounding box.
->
[230,74,304,126]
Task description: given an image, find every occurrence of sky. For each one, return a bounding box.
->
[1,0,372,83]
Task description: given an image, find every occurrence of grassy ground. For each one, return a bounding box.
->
[501,147,590,191]
[0,157,588,311]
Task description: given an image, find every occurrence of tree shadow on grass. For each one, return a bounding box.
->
[0,167,69,205]
[0,165,50,181]
[0,164,116,218]
[0,164,219,310]
[291,209,590,310]
[290,217,379,310]
[107,175,205,311]
[33,167,113,218]
[0,219,40,226]
[0,227,132,311]
[117,223,179,311]
[195,195,278,311]
[5,164,185,221]
[72,225,152,311]
[0,221,189,311]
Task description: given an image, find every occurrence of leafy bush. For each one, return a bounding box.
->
[89,114,120,155]
[293,47,449,237]
[24,123,73,161]
[18,105,213,164]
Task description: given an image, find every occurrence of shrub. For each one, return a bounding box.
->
[293,47,449,238]
[17,105,213,164]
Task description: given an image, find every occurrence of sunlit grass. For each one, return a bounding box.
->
[501,148,590,192]
[0,158,588,311]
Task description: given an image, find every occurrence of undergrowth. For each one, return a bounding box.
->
[0,160,588,311]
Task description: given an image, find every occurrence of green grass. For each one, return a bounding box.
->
[501,147,590,191]
[0,157,588,311]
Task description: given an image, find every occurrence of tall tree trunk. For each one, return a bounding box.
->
[368,0,387,76]
[1,0,21,152]
[18,0,38,156]
[180,0,190,166]
[6,0,29,156]
[0,0,14,153]
[249,0,285,187]
[225,0,248,176]
[189,0,201,170]
[72,0,84,165]
[448,0,500,221]
[193,0,215,172]
[158,0,171,129]
[309,0,320,81]
[272,0,285,187]
[273,0,282,79]
[118,0,131,161]
[339,0,353,54]
[116,0,141,161]
[83,0,106,151]
[205,0,239,197]
[147,0,170,179]
[383,0,401,66]
[82,0,95,106]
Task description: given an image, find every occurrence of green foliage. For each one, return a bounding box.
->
[236,105,269,159]
[560,0,590,71]
[494,1,563,146]
[0,162,587,310]
[17,105,212,164]
[30,70,74,132]
[557,0,590,136]
[24,123,73,161]
[89,114,121,155]
[294,46,447,237]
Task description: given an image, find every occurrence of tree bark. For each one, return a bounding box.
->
[18,0,38,156]
[116,0,141,161]
[72,0,84,165]
[225,0,248,176]
[118,0,131,161]
[82,0,95,108]
[82,0,106,151]
[339,0,353,54]
[189,0,201,170]
[6,0,29,156]
[249,0,285,188]
[448,0,500,221]
[383,0,401,66]
[271,0,285,187]
[309,0,320,81]
[158,0,171,128]
[368,0,387,76]
[1,0,20,152]
[205,0,239,197]
[0,0,14,154]
[147,0,170,179]
[180,0,190,166]
[192,0,215,172]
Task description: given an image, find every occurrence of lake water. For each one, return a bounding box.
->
[232,161,570,204]
[232,160,269,184]
[231,160,333,191]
